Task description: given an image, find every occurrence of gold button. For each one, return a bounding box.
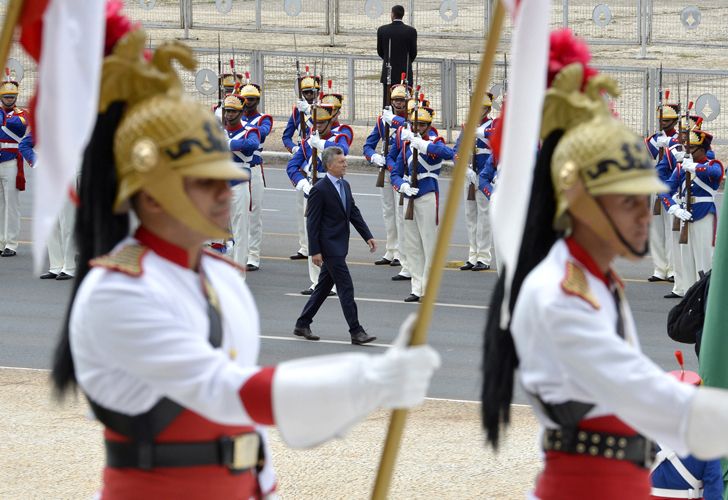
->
[606,436,616,446]
[604,449,614,459]
[618,438,627,448]
[591,434,601,444]
[616,450,625,460]
[589,446,598,456]
[130,138,159,173]
[576,443,586,453]
[554,441,562,450]
[578,431,587,442]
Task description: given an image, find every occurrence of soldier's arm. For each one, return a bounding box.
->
[282,112,298,151]
[362,121,382,160]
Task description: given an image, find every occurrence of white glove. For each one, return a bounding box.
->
[411,136,430,153]
[672,149,685,163]
[296,99,311,114]
[681,156,697,174]
[370,153,386,167]
[399,127,414,143]
[365,313,441,409]
[655,132,670,149]
[382,107,395,126]
[400,183,419,197]
[296,179,312,195]
[465,168,477,185]
[686,387,728,460]
[291,145,300,155]
[475,123,488,141]
[307,132,325,151]
[668,204,692,221]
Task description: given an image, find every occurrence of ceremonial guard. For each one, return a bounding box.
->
[482,37,728,500]
[52,26,439,499]
[212,67,242,122]
[645,100,680,283]
[391,104,454,302]
[221,91,252,272]
[286,102,351,294]
[233,76,272,272]
[282,70,319,261]
[0,75,27,257]
[321,83,354,147]
[660,129,722,298]
[363,81,409,267]
[455,93,494,272]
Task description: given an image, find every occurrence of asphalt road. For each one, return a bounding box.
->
[0,163,699,404]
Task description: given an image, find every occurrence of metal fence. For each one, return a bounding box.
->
[118,0,728,48]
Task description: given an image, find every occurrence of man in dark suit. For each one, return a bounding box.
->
[377,4,417,106]
[293,146,378,345]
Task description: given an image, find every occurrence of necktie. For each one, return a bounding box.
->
[337,179,347,211]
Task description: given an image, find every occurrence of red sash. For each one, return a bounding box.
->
[535,416,651,500]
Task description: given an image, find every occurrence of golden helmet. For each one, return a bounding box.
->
[688,129,712,148]
[239,83,261,99]
[410,106,434,124]
[321,93,343,110]
[483,92,494,107]
[101,30,246,240]
[0,80,19,96]
[223,93,245,111]
[220,72,243,89]
[300,75,320,91]
[390,84,409,100]
[660,103,680,120]
[315,103,336,122]
[542,63,666,258]
[680,114,703,133]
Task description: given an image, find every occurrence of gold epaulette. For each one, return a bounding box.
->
[89,244,148,277]
[202,247,247,273]
[561,261,600,310]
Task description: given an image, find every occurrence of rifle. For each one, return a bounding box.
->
[680,88,693,245]
[217,34,223,107]
[398,63,411,207]
[672,76,683,232]
[405,91,422,221]
[376,39,393,188]
[466,53,476,201]
[293,34,309,142]
[311,91,323,185]
[653,63,665,215]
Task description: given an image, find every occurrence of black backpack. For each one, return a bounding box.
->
[667,270,711,357]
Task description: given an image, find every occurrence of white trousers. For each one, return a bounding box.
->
[463,184,493,265]
[649,195,673,279]
[230,183,250,276]
[395,190,411,277]
[674,214,714,295]
[0,159,20,251]
[404,192,438,297]
[295,188,308,256]
[380,170,399,261]
[247,166,264,266]
[48,197,77,275]
[303,195,335,292]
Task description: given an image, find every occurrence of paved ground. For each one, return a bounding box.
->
[0,162,702,498]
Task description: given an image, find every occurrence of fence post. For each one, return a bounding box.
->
[347,56,356,122]
[644,67,653,137]
[255,51,266,114]
[563,0,568,28]
[442,60,454,143]
[255,0,262,31]
[409,0,415,26]
[329,0,336,47]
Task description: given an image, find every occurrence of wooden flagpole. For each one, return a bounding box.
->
[0,0,24,72]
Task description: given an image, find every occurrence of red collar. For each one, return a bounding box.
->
[225,123,243,133]
[665,127,676,137]
[565,237,610,287]
[135,226,194,269]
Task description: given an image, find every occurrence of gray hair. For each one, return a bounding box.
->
[322,146,344,169]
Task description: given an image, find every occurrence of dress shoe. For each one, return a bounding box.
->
[328,290,337,297]
[667,276,675,283]
[351,330,377,345]
[289,252,307,260]
[1,248,16,257]
[374,257,392,265]
[246,264,259,272]
[472,262,490,271]
[293,326,320,341]
[647,275,665,282]
[404,293,420,303]
[664,292,682,299]
[392,274,411,281]
[301,288,314,295]
[389,259,401,267]
[40,272,58,280]
[56,272,73,281]
[459,262,474,271]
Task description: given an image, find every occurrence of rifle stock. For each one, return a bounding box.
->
[679,172,691,244]
[376,41,393,188]
[311,103,319,185]
[405,103,420,221]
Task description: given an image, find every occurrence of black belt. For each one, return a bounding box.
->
[105,432,262,473]
[542,428,656,469]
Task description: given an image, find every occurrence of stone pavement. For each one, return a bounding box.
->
[1,367,542,499]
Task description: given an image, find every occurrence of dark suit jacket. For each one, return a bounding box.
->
[377,20,417,85]
[307,176,373,258]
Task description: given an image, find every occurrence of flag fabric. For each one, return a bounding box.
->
[19,0,106,272]
[490,0,551,326]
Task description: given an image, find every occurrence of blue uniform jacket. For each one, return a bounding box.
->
[282,107,310,153]
[477,154,497,199]
[453,117,493,174]
[0,107,28,163]
[362,114,407,164]
[285,131,351,187]
[19,132,34,165]
[659,158,724,221]
[390,128,454,199]
[645,129,678,161]
[651,447,723,500]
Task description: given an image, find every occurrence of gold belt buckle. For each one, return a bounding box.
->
[231,433,260,471]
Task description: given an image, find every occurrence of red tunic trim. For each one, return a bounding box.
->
[135,226,190,268]
[239,366,276,425]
